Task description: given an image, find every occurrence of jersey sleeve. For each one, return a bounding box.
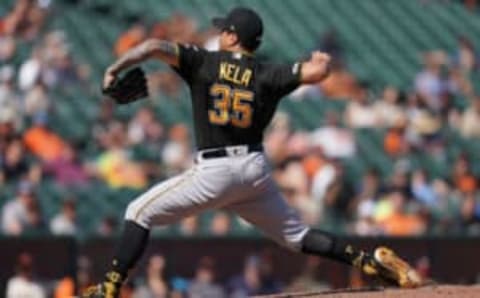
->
[261,62,302,99]
[173,43,207,83]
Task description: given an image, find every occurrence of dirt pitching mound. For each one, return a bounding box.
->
[255,285,480,298]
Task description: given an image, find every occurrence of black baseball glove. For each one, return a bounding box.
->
[102,67,148,104]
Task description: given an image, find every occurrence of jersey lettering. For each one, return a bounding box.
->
[219,62,252,87]
[208,83,254,128]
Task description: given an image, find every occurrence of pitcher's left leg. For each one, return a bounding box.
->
[225,183,353,256]
[226,182,423,288]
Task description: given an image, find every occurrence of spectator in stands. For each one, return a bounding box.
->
[310,111,356,159]
[415,51,448,111]
[227,255,263,297]
[6,252,45,298]
[459,95,480,138]
[318,29,343,63]
[1,0,47,40]
[115,23,147,57]
[451,155,477,195]
[24,82,50,118]
[1,138,29,182]
[170,276,189,298]
[0,65,23,130]
[77,256,93,295]
[18,47,42,91]
[354,207,383,236]
[344,84,379,128]
[404,92,441,148]
[54,275,75,298]
[94,121,148,189]
[319,61,360,99]
[292,29,346,100]
[161,123,192,175]
[448,67,474,98]
[258,252,283,294]
[147,70,183,98]
[97,216,118,236]
[286,132,311,162]
[166,13,198,44]
[452,36,478,74]
[352,169,384,235]
[384,122,409,157]
[23,113,69,163]
[50,199,77,235]
[127,107,160,145]
[355,169,381,204]
[307,150,336,220]
[428,179,462,233]
[374,86,407,128]
[0,36,16,62]
[149,20,169,40]
[178,215,198,236]
[47,49,83,88]
[411,169,437,207]
[1,181,40,235]
[264,112,291,164]
[375,191,426,236]
[188,256,225,298]
[209,212,231,236]
[43,144,89,187]
[275,157,310,211]
[133,254,169,298]
[386,167,411,197]
[23,198,45,235]
[414,256,431,282]
[92,100,116,148]
[460,193,478,230]
[42,31,85,88]
[0,113,16,156]
[228,254,282,297]
[121,281,135,298]
[320,162,356,221]
[287,257,329,292]
[142,118,166,162]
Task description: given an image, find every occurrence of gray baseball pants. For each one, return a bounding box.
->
[125,147,309,251]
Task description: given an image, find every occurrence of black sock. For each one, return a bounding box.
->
[105,220,150,285]
[301,229,366,267]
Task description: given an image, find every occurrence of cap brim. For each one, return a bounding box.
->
[212,17,227,30]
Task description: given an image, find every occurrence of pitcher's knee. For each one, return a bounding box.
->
[283,227,310,252]
[125,200,151,229]
[300,229,336,255]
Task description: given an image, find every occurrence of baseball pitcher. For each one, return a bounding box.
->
[83,7,422,298]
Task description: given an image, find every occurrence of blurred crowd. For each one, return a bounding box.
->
[275,33,480,236]
[4,250,436,298]
[5,251,288,298]
[1,0,480,242]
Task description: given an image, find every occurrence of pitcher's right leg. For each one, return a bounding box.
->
[82,173,191,298]
[83,162,234,298]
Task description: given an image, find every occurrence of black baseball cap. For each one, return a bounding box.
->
[212,7,263,51]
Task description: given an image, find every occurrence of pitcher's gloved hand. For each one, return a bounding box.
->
[102,67,148,104]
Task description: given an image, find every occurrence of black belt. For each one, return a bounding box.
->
[198,144,263,159]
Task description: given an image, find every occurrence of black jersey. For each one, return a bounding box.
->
[173,44,301,150]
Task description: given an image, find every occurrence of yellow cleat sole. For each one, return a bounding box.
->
[374,246,424,288]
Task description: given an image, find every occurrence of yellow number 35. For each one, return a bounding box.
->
[208,83,254,128]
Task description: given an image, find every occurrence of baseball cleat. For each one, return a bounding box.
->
[81,282,119,298]
[373,246,423,288]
